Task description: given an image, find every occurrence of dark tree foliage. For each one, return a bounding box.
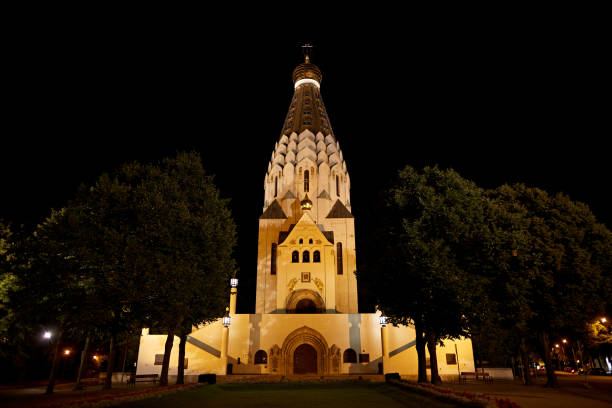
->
[488,184,612,387]
[2,152,236,390]
[359,165,487,384]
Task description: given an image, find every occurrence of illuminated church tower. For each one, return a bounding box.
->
[256,46,358,314]
[136,47,475,380]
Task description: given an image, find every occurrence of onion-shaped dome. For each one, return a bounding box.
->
[300,194,313,211]
[292,60,322,85]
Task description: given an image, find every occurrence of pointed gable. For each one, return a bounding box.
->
[260,200,287,219]
[326,200,353,218]
[281,190,296,200]
[317,189,331,200]
[278,211,334,246]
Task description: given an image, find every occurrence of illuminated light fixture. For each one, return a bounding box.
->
[43,331,52,339]
[602,317,607,323]
[555,344,559,348]
[93,355,98,360]
[379,315,388,327]
[562,339,567,343]
[222,307,231,327]
[230,278,238,288]
[294,78,320,89]
[576,359,580,363]
[64,349,71,355]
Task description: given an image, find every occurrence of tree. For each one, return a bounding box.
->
[360,166,488,384]
[58,152,236,386]
[490,184,612,387]
[128,152,236,385]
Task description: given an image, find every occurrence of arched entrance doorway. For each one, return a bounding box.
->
[286,289,325,313]
[295,299,317,313]
[294,344,317,374]
[281,326,329,375]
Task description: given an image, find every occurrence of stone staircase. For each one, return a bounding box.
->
[216,374,385,383]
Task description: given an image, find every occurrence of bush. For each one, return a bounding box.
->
[198,374,216,384]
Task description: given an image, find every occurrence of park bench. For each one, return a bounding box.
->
[127,373,159,386]
[460,371,493,384]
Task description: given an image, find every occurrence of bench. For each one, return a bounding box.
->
[460,371,493,384]
[127,374,159,386]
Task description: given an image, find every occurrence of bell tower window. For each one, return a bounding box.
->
[302,250,310,263]
[274,176,278,198]
[336,175,340,197]
[304,170,309,192]
[336,242,343,275]
[313,250,320,263]
[292,251,299,263]
[271,243,277,275]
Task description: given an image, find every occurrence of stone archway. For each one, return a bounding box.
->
[281,326,329,375]
[286,289,325,313]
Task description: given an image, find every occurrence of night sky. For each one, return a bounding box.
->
[2,22,609,313]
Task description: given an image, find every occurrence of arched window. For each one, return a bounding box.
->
[254,350,268,364]
[336,242,343,274]
[302,250,310,263]
[313,250,320,263]
[308,238,313,244]
[304,170,310,192]
[336,175,340,196]
[343,348,357,363]
[299,238,303,244]
[274,176,278,197]
[271,243,277,275]
[292,251,299,263]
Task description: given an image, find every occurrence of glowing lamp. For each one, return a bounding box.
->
[93,355,98,360]
[230,278,238,288]
[379,315,387,327]
[64,349,71,356]
[222,307,231,327]
[43,331,52,339]
[562,339,567,343]
[555,344,559,348]
[602,317,607,323]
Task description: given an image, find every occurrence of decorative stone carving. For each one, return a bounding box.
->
[329,344,340,375]
[288,278,298,292]
[313,277,324,293]
[269,344,281,372]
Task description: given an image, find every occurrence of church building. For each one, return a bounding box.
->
[136,49,475,380]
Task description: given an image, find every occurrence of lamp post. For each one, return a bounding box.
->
[230,278,238,314]
[379,313,388,374]
[221,307,231,375]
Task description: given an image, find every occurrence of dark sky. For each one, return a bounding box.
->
[2,21,609,312]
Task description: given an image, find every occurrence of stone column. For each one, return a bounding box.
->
[221,325,229,374]
[381,325,389,374]
[230,287,237,314]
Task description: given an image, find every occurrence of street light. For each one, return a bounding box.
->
[379,315,388,327]
[43,331,52,339]
[230,278,238,288]
[64,349,71,356]
[602,317,607,323]
[222,307,231,327]
[562,339,567,344]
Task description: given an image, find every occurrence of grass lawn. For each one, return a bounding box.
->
[116,381,462,408]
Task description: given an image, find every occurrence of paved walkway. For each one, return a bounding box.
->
[443,373,612,408]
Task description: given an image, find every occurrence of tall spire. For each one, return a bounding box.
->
[281,45,332,137]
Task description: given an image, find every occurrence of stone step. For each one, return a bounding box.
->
[216,374,385,384]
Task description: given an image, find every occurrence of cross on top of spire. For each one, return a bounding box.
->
[301,44,313,63]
